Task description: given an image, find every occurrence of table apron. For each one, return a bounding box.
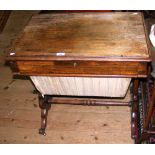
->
[10,60,149,78]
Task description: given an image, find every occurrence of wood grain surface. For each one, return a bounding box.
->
[8,12,150,61]
[14,60,148,77]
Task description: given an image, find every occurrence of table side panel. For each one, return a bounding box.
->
[11,60,148,77]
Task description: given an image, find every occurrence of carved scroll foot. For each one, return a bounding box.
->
[39,128,46,136]
[38,95,51,136]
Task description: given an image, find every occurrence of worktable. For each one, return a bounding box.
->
[7,12,154,143]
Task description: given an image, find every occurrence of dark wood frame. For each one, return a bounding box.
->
[136,77,155,143]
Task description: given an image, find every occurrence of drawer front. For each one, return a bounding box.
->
[15,60,148,77]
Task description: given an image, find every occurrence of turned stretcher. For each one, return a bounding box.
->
[6,12,154,143]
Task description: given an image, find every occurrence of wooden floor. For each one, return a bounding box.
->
[0,11,133,144]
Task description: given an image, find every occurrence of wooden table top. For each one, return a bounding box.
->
[8,12,150,61]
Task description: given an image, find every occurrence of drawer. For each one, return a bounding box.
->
[15,60,147,77]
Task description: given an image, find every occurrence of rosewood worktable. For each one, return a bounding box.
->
[6,12,154,143]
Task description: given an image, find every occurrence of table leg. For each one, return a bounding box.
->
[131,79,139,143]
[38,94,51,136]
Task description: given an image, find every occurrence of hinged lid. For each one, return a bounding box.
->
[7,12,150,62]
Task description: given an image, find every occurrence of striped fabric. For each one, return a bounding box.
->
[30,76,131,97]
